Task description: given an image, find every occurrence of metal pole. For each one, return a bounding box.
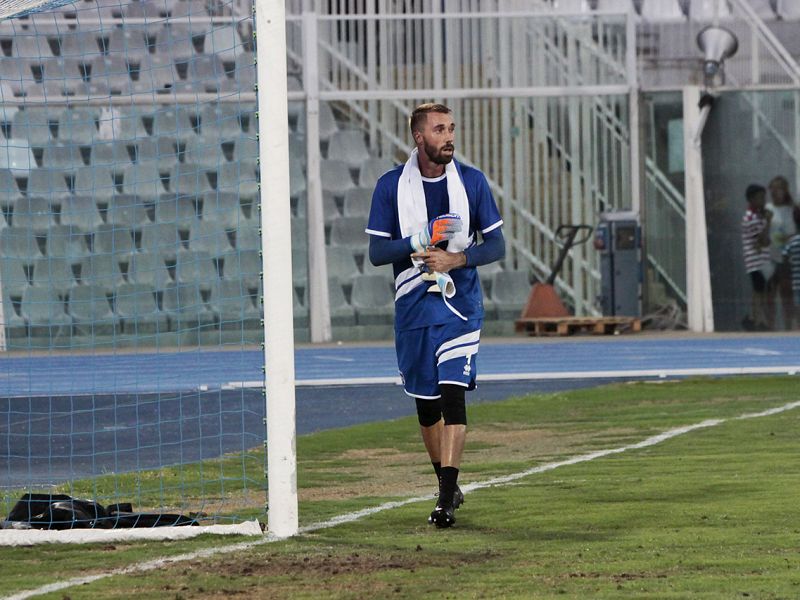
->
[626,6,642,216]
[303,11,333,343]
[256,0,299,538]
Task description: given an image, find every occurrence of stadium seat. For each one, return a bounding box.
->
[184,137,223,169]
[318,191,340,224]
[27,171,71,201]
[105,27,149,56]
[73,166,117,201]
[127,251,173,289]
[59,196,103,232]
[171,0,214,19]
[205,23,244,62]
[58,30,102,59]
[42,145,85,170]
[222,248,261,289]
[114,282,169,335]
[327,277,356,326]
[92,224,136,255]
[9,34,55,59]
[358,157,393,188]
[230,135,259,164]
[107,194,150,228]
[200,103,244,139]
[325,246,359,282]
[351,274,394,325]
[551,0,591,11]
[296,101,339,141]
[230,52,255,89]
[175,249,218,290]
[123,0,170,20]
[595,0,634,11]
[78,253,125,292]
[201,191,244,229]
[210,279,261,330]
[139,221,183,259]
[188,219,234,257]
[235,222,261,251]
[137,54,181,94]
[22,285,72,338]
[162,281,216,330]
[689,0,732,19]
[152,106,198,142]
[1,257,30,297]
[777,0,800,19]
[491,270,532,320]
[45,225,89,263]
[32,257,75,296]
[68,283,119,335]
[321,159,355,196]
[0,138,36,175]
[152,24,197,60]
[217,162,258,200]
[155,195,198,230]
[169,163,213,197]
[330,216,369,252]
[0,227,43,259]
[0,168,22,212]
[89,56,136,97]
[749,0,777,19]
[343,187,372,217]
[327,130,371,169]
[293,286,309,329]
[12,196,54,233]
[111,106,150,141]
[361,256,393,280]
[90,140,133,168]
[123,163,168,201]
[477,261,503,297]
[181,54,226,93]
[136,137,179,167]
[11,109,54,147]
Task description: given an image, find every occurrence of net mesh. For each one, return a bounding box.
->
[0,0,266,527]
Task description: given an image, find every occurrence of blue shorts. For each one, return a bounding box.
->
[395,319,482,400]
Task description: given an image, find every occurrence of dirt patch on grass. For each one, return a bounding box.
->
[298,425,638,504]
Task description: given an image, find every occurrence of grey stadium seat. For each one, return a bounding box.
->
[200,103,244,140]
[162,281,216,329]
[182,54,226,93]
[26,172,71,201]
[321,159,355,196]
[491,270,531,320]
[0,168,21,211]
[42,145,85,171]
[106,28,149,56]
[0,227,42,259]
[217,162,258,200]
[152,24,197,60]
[1,257,30,297]
[234,223,261,251]
[59,30,103,59]
[58,108,100,145]
[123,163,168,201]
[169,163,213,197]
[359,157,394,187]
[73,167,117,202]
[107,194,150,228]
[139,222,184,260]
[88,56,136,97]
[184,137,223,169]
[59,196,104,231]
[12,197,54,233]
[92,224,136,255]
[127,251,172,289]
[175,249,218,290]
[210,279,261,330]
[90,141,133,168]
[11,109,54,147]
[45,225,89,263]
[326,246,359,282]
[0,138,36,175]
[32,257,75,296]
[343,187,372,217]
[136,137,179,167]
[222,248,260,289]
[327,130,370,169]
[78,253,125,292]
[188,219,234,258]
[201,191,244,229]
[330,216,369,252]
[328,277,356,326]
[152,106,197,142]
[22,286,72,337]
[114,283,169,335]
[68,283,119,336]
[351,274,394,326]
[205,23,245,62]
[155,195,198,230]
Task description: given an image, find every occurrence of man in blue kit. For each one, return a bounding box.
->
[366,103,505,528]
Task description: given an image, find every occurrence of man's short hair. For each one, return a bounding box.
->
[745,183,766,202]
[409,103,452,135]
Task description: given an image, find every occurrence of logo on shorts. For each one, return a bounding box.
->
[463,363,471,377]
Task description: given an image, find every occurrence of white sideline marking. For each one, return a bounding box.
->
[221,365,800,389]
[5,399,800,600]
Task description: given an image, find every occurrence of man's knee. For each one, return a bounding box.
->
[415,398,442,427]
[440,384,467,426]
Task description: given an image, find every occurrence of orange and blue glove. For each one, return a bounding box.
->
[410,213,463,254]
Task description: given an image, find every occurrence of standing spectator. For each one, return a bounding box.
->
[741,184,772,331]
[782,207,800,330]
[766,176,797,329]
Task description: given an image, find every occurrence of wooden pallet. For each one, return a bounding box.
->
[515,316,642,337]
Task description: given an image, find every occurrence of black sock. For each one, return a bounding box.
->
[439,466,459,508]
[432,461,442,482]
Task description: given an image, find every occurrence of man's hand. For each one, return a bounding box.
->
[411,247,467,273]
[410,213,462,253]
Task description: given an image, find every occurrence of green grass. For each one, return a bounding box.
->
[3,376,800,599]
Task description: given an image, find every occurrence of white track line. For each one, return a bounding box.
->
[5,399,800,600]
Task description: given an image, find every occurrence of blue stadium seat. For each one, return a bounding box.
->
[152,24,197,60]
[233,222,260,251]
[68,283,119,335]
[106,27,149,56]
[114,282,169,335]
[89,56,136,97]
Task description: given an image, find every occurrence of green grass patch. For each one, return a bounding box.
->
[2,376,800,599]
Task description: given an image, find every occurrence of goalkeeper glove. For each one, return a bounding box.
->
[410,213,463,253]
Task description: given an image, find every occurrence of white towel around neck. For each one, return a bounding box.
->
[396,147,471,320]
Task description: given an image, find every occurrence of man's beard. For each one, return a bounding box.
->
[423,141,454,165]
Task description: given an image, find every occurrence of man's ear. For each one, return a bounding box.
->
[412,130,422,145]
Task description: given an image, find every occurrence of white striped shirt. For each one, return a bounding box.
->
[782,234,800,291]
[741,209,770,274]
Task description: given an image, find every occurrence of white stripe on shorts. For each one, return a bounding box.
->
[437,342,480,366]
[435,330,481,357]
